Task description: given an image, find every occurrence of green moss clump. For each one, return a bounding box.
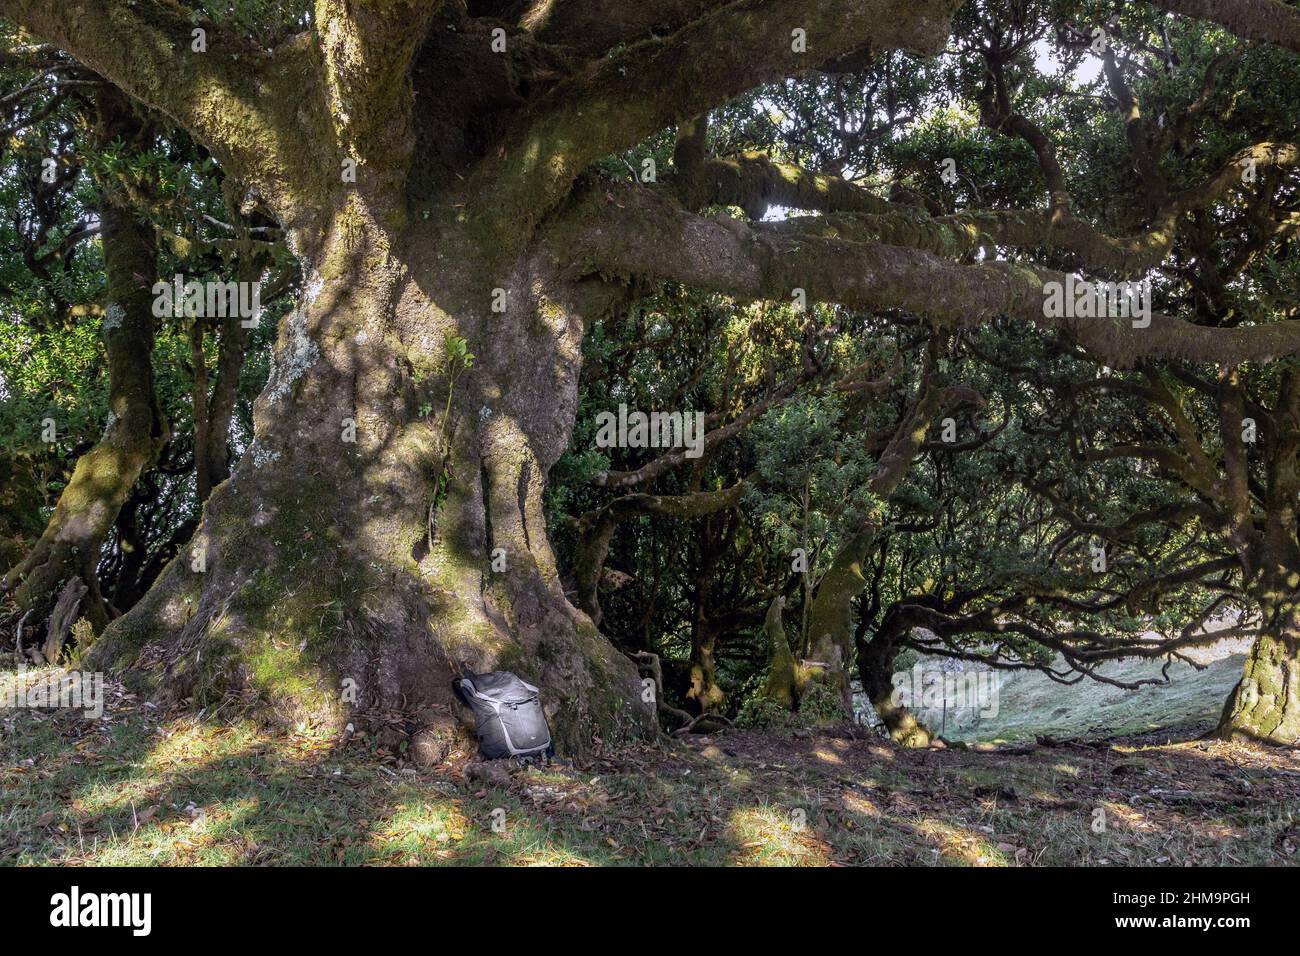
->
[736,694,799,731]
[799,681,848,724]
[737,680,846,730]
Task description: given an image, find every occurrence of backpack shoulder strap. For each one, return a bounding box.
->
[451,671,474,706]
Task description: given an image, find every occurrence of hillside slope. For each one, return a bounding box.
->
[903,652,1246,744]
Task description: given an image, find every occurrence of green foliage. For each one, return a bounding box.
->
[798,682,848,724]
[735,681,845,729]
[735,693,798,730]
[745,390,885,587]
[443,333,474,374]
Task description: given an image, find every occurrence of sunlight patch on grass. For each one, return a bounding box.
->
[728,805,830,866]
[840,789,882,818]
[913,817,1010,866]
[505,839,596,866]
[812,747,843,764]
[368,798,471,862]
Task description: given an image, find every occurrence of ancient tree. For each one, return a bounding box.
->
[4,0,1299,753]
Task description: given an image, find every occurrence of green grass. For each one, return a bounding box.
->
[904,652,1245,744]
[3,665,1297,866]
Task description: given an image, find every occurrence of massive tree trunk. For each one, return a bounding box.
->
[2,184,166,645]
[1218,534,1300,745]
[85,192,654,753]
[1218,620,1300,746]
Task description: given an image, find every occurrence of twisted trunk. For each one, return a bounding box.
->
[688,605,724,715]
[856,610,934,747]
[1217,376,1300,747]
[1218,623,1300,745]
[760,595,801,708]
[3,194,166,644]
[805,528,877,714]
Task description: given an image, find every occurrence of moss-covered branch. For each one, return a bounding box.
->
[573,481,746,624]
[677,150,894,218]
[560,182,1300,368]
[715,143,1298,278]
[475,0,961,238]
[0,0,336,226]
[312,0,441,191]
[1150,0,1300,54]
[521,0,728,58]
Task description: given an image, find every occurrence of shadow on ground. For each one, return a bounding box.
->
[2,668,1297,866]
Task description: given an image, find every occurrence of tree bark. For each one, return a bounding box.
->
[83,195,655,753]
[1150,0,1300,54]
[856,611,935,747]
[760,595,802,708]
[805,527,878,713]
[687,617,724,715]
[686,513,729,714]
[1218,621,1300,745]
[1217,369,1300,746]
[2,159,166,646]
[1218,529,1300,745]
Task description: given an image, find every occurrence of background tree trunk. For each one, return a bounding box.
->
[3,188,165,645]
[806,528,877,714]
[856,612,935,747]
[194,260,261,504]
[1218,394,1300,746]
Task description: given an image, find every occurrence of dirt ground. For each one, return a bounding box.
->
[3,668,1298,866]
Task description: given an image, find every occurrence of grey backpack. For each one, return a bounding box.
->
[454,671,554,760]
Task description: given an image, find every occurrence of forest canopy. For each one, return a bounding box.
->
[1,0,1298,760]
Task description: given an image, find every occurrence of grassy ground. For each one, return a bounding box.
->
[3,666,1298,866]
[909,651,1246,744]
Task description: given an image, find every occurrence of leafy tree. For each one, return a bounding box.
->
[0,0,1297,756]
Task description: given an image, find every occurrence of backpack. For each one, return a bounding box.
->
[454,671,555,761]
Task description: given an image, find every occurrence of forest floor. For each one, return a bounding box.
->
[3,667,1299,866]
